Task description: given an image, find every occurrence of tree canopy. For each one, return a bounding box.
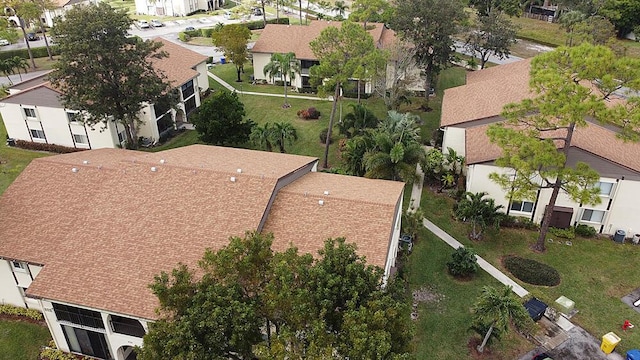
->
[190,91,254,146]
[138,232,413,360]
[465,11,518,69]
[310,21,386,169]
[263,52,300,108]
[468,0,522,17]
[212,24,251,82]
[49,3,176,149]
[487,43,640,252]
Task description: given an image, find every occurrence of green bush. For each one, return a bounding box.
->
[0,46,60,60]
[244,17,290,30]
[178,32,191,42]
[41,341,92,360]
[15,140,86,154]
[575,224,597,238]
[0,304,43,320]
[499,215,539,230]
[549,226,575,239]
[184,29,200,37]
[446,247,478,278]
[319,128,332,144]
[503,256,560,286]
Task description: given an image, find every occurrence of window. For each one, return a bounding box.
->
[184,96,197,115]
[62,325,111,359]
[156,113,173,135]
[30,129,45,139]
[117,131,126,144]
[110,315,146,338]
[73,134,88,144]
[510,201,534,213]
[53,303,105,329]
[67,112,82,123]
[595,182,614,196]
[23,108,36,118]
[181,80,194,100]
[11,261,25,271]
[581,209,605,223]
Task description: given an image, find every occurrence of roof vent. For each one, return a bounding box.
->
[71,167,78,173]
[304,191,308,197]
[82,160,89,165]
[230,176,236,182]
[318,199,324,206]
[323,190,330,195]
[97,165,102,170]
[151,166,157,172]
[160,159,166,164]
[237,168,242,173]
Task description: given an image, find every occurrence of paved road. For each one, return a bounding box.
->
[454,40,524,65]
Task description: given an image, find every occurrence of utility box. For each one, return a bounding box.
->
[601,332,621,354]
[614,229,626,243]
[555,296,575,315]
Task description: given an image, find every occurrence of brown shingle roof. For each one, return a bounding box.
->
[0,146,401,320]
[151,38,208,86]
[251,21,394,60]
[262,172,403,268]
[441,59,533,127]
[465,122,640,173]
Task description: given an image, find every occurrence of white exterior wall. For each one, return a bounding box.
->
[195,62,209,93]
[384,196,403,282]
[442,126,466,157]
[602,179,640,236]
[252,53,273,82]
[40,299,149,360]
[0,259,42,310]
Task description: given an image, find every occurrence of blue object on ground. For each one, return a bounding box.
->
[220,57,226,64]
[627,349,640,360]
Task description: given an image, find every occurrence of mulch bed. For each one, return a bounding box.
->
[0,313,46,326]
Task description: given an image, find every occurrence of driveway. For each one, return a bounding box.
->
[519,326,624,360]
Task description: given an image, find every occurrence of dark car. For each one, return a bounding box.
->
[26,33,39,41]
[185,26,196,31]
[533,353,552,360]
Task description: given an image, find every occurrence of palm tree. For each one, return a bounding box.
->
[455,192,503,240]
[338,104,379,138]
[272,121,298,153]
[10,56,29,82]
[0,59,15,85]
[263,52,301,108]
[332,0,348,18]
[471,285,531,353]
[341,135,374,176]
[250,123,275,152]
[5,6,37,69]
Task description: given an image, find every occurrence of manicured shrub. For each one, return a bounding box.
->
[575,224,597,238]
[503,256,560,286]
[244,17,289,30]
[549,226,575,239]
[0,46,60,61]
[178,32,191,42]
[0,304,43,320]
[297,107,321,120]
[41,341,92,360]
[319,128,332,144]
[15,140,86,154]
[499,215,539,230]
[447,247,478,278]
[200,28,215,37]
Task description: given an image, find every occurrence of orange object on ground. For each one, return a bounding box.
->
[623,320,634,331]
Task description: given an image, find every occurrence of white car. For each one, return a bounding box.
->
[137,20,150,29]
[0,39,9,46]
[151,19,163,27]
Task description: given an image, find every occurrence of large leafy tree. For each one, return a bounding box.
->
[349,0,392,27]
[191,91,254,146]
[487,43,640,252]
[469,0,523,17]
[455,192,504,240]
[390,0,466,106]
[212,24,251,82]
[465,11,518,69]
[49,3,176,149]
[263,52,300,108]
[140,233,413,359]
[600,0,640,37]
[471,285,532,353]
[310,21,385,169]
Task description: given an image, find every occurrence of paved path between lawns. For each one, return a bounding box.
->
[207,71,327,101]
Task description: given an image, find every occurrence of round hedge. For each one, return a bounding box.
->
[503,256,560,286]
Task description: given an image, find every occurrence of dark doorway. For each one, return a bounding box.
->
[547,206,573,229]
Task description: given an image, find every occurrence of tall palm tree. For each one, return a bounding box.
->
[338,104,379,139]
[250,123,275,152]
[341,135,374,176]
[10,56,29,82]
[0,59,15,85]
[471,285,531,353]
[364,137,425,182]
[5,6,36,69]
[455,192,504,240]
[332,0,348,18]
[263,52,301,108]
[272,121,298,153]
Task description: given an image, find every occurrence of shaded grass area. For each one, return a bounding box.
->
[407,226,534,359]
[420,189,640,354]
[0,320,51,360]
[0,117,49,195]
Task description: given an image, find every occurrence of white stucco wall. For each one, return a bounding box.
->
[442,126,466,157]
[0,260,25,307]
[195,62,209,93]
[384,195,403,282]
[252,53,272,82]
[603,179,640,237]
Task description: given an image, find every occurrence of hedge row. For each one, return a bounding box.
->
[0,303,43,321]
[41,341,92,360]
[503,256,560,286]
[182,17,291,39]
[0,46,60,61]
[15,140,87,154]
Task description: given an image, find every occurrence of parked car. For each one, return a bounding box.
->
[223,11,232,19]
[26,33,39,41]
[137,20,150,29]
[398,234,414,254]
[532,353,552,360]
[151,19,163,27]
[185,26,196,31]
[252,8,263,16]
[0,39,9,46]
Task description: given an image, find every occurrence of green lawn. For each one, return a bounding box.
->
[408,226,534,359]
[0,320,51,360]
[420,189,640,354]
[210,62,320,96]
[0,118,49,196]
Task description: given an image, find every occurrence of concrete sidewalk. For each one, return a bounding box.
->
[207,71,327,101]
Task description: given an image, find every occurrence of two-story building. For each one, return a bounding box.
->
[0,145,404,360]
[134,0,222,17]
[440,59,640,237]
[1,38,208,150]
